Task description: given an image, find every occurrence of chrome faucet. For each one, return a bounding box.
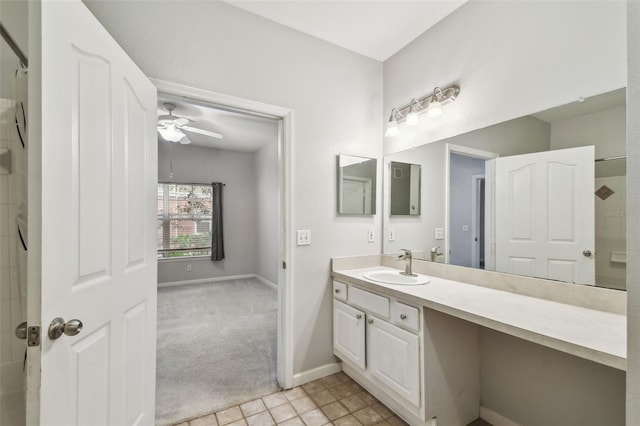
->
[430,246,443,262]
[398,248,417,277]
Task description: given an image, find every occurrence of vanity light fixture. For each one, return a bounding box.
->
[406,99,423,126]
[385,108,402,137]
[384,84,460,137]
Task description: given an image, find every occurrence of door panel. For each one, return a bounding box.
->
[36,1,157,424]
[495,146,594,284]
[367,317,420,407]
[333,300,365,369]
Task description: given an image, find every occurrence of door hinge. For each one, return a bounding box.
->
[27,325,40,347]
[282,261,287,269]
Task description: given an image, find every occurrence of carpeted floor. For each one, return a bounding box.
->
[155,277,279,425]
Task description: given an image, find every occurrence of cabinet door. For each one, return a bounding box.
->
[334,300,366,369]
[367,316,420,406]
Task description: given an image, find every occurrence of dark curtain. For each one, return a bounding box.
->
[211,182,225,261]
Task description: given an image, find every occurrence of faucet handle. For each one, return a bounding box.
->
[431,246,441,254]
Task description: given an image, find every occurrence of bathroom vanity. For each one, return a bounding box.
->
[331,255,626,426]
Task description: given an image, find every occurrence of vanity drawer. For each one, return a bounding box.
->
[391,301,420,332]
[333,281,347,301]
[349,286,389,318]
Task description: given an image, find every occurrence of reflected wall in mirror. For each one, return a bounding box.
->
[337,154,377,215]
[390,161,421,215]
[383,88,626,291]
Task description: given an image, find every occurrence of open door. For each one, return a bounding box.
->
[494,146,595,284]
[28,1,158,424]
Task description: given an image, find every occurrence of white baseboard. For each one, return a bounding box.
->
[480,406,521,426]
[255,275,278,290]
[157,274,255,288]
[292,362,342,387]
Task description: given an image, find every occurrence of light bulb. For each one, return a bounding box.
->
[406,111,419,126]
[158,124,185,142]
[385,120,399,137]
[426,101,443,119]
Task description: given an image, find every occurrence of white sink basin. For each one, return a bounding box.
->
[362,271,430,286]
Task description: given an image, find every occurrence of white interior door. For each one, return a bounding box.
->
[33,1,158,424]
[494,146,594,284]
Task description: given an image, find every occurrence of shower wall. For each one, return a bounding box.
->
[0,2,28,424]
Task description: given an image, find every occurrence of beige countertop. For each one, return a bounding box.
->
[332,265,626,371]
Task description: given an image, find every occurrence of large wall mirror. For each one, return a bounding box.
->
[384,88,626,291]
[337,154,377,215]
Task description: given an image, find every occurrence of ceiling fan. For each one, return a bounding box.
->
[157,102,223,144]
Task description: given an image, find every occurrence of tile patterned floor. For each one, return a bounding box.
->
[175,372,409,426]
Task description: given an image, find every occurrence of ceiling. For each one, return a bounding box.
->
[157,94,279,152]
[222,0,468,61]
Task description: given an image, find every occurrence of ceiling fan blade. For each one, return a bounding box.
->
[174,117,190,126]
[180,125,223,139]
[179,134,192,144]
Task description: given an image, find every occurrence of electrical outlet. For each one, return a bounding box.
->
[187,264,192,272]
[435,227,444,240]
[388,228,395,241]
[368,228,375,242]
[462,225,470,232]
[296,229,311,246]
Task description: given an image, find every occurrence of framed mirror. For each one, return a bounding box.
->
[390,161,421,216]
[337,154,377,215]
[383,88,626,291]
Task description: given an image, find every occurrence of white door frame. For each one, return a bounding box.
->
[151,79,294,389]
[470,174,485,268]
[444,143,498,265]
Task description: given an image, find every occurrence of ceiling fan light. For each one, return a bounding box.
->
[158,125,185,142]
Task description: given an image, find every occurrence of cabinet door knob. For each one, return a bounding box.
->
[335,289,340,293]
[400,314,407,320]
[356,314,362,319]
[367,319,374,324]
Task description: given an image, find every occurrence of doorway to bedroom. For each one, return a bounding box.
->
[154,91,282,425]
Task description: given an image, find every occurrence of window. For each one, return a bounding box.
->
[157,183,213,258]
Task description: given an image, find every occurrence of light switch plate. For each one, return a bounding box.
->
[388,228,395,241]
[435,227,444,240]
[297,229,311,246]
[462,225,470,232]
[368,228,375,242]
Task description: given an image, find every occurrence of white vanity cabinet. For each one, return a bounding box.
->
[332,279,480,426]
[366,315,420,406]
[332,280,424,418]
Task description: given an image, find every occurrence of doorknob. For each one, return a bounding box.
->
[48,317,83,340]
[583,250,592,257]
[15,321,27,339]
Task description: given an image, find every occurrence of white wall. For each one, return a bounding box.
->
[84,0,383,374]
[383,1,627,423]
[383,0,626,156]
[550,106,626,158]
[157,142,257,283]
[627,1,640,423]
[255,140,279,285]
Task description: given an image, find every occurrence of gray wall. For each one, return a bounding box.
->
[480,329,625,426]
[85,0,384,374]
[255,141,279,285]
[449,154,485,268]
[157,142,257,283]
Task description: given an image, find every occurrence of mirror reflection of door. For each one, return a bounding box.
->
[493,146,595,285]
[342,177,372,215]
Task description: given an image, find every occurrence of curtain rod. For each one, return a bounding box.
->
[0,23,28,68]
[595,155,626,163]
